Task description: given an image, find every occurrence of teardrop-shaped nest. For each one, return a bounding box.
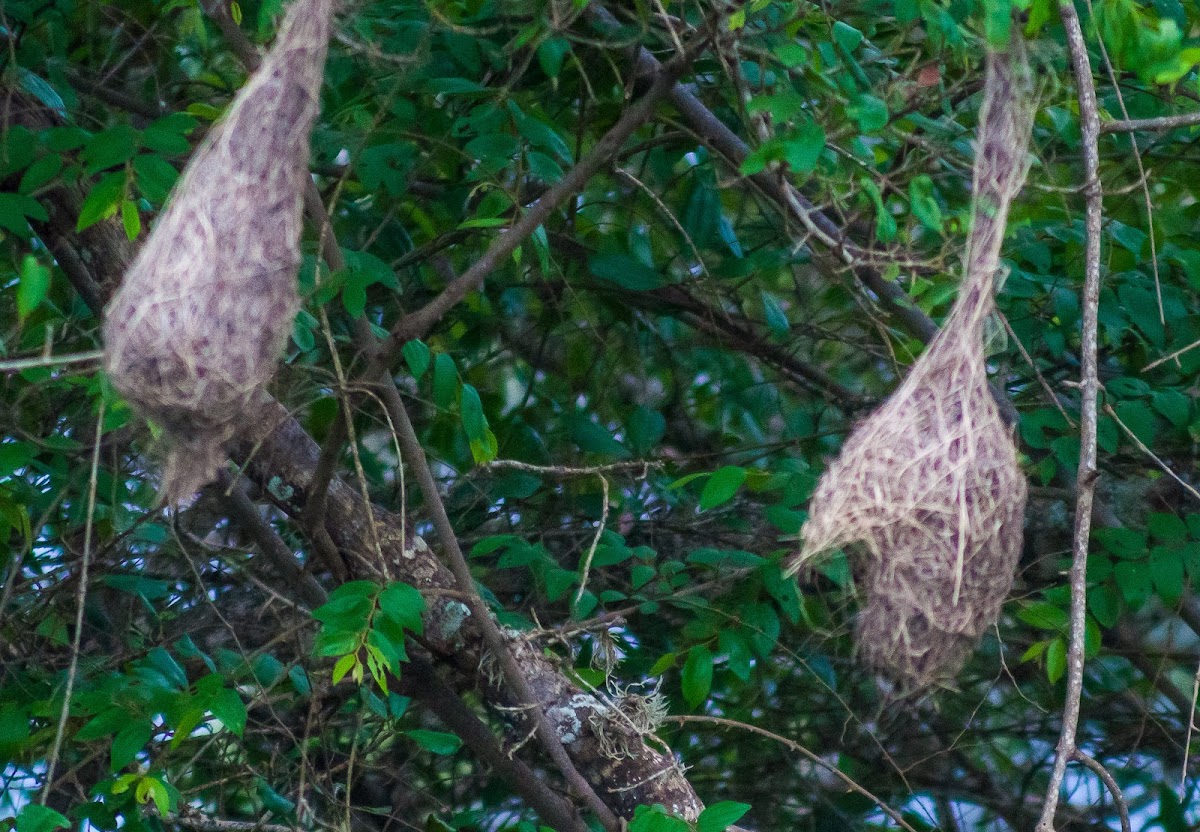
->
[103,0,334,504]
[787,34,1035,691]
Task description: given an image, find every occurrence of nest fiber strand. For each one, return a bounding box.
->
[787,38,1034,689]
[104,0,334,504]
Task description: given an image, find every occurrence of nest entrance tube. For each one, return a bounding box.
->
[786,36,1034,691]
[102,0,335,505]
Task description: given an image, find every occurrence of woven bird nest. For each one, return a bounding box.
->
[787,37,1034,690]
[103,0,334,504]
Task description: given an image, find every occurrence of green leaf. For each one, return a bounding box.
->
[379,581,426,633]
[77,170,127,231]
[537,37,570,80]
[588,253,666,291]
[407,729,463,755]
[82,124,140,173]
[984,0,1013,47]
[846,94,889,133]
[111,720,153,771]
[761,291,790,335]
[908,175,943,232]
[18,154,63,195]
[460,384,488,441]
[629,806,691,832]
[697,802,752,832]
[782,119,825,173]
[1017,602,1068,630]
[1151,390,1190,429]
[17,255,51,322]
[332,653,358,685]
[626,406,666,454]
[861,179,896,242]
[568,415,631,458]
[681,644,714,707]
[432,353,458,409]
[210,688,247,736]
[700,466,747,510]
[1045,637,1066,683]
[120,199,141,240]
[132,154,179,204]
[16,805,69,832]
[1149,545,1184,605]
[402,340,432,380]
[0,193,48,238]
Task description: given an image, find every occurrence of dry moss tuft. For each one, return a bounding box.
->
[103,0,334,504]
[786,37,1035,690]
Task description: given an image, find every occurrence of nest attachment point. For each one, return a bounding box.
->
[103,0,334,504]
[787,36,1035,691]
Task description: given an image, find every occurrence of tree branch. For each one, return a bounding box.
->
[1036,4,1104,830]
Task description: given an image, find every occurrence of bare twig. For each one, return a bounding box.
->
[1143,335,1200,371]
[218,471,328,609]
[403,655,590,832]
[1073,750,1132,832]
[1103,402,1200,503]
[1100,111,1200,133]
[40,400,104,804]
[574,474,609,607]
[384,48,698,355]
[669,715,918,832]
[484,459,659,477]
[375,380,620,831]
[0,349,104,373]
[1035,5,1104,831]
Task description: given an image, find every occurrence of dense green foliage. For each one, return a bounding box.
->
[3,1,1200,831]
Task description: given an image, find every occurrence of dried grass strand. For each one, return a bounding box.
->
[103,0,334,504]
[787,36,1034,689]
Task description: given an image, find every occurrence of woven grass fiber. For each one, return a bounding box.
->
[785,36,1034,690]
[104,0,334,504]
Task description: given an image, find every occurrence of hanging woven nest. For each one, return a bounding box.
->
[103,0,334,504]
[786,35,1035,690]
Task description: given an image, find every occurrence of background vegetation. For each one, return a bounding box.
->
[3,1,1200,830]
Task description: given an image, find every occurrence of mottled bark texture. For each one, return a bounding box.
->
[103,0,333,504]
[232,398,704,820]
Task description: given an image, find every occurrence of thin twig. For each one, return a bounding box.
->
[484,459,659,477]
[668,715,918,832]
[1184,658,1200,791]
[1143,335,1200,371]
[40,400,104,804]
[1035,5,1103,831]
[1103,403,1200,503]
[574,474,609,607]
[1072,750,1132,832]
[0,349,105,373]
[1100,111,1200,133]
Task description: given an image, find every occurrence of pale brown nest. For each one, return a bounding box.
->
[787,37,1034,690]
[103,0,334,504]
